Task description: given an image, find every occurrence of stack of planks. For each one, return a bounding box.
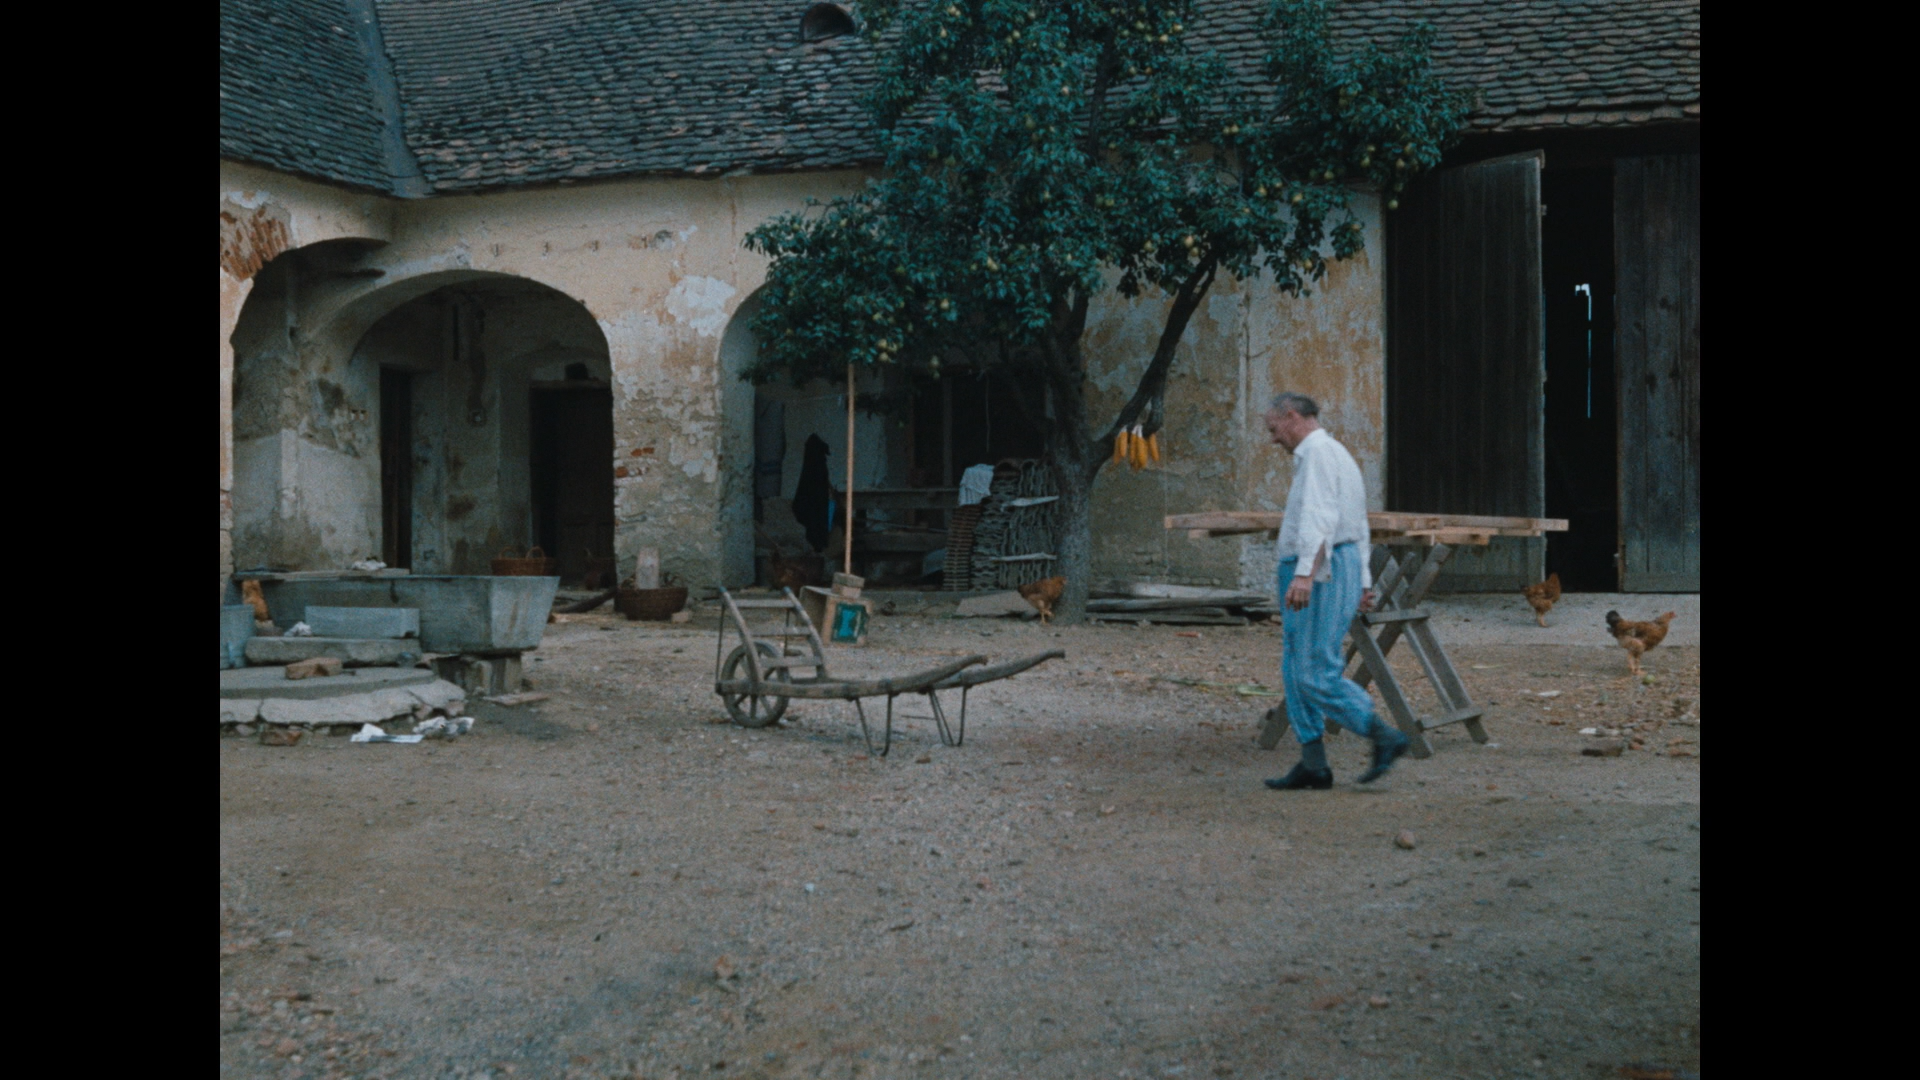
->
[1164,510,1568,547]
[1086,580,1276,627]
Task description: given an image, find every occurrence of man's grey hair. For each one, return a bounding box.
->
[1267,392,1320,418]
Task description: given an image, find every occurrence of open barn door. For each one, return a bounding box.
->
[1614,154,1700,592]
[1387,151,1546,591]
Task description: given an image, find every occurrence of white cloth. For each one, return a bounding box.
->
[956,464,995,506]
[1277,428,1372,588]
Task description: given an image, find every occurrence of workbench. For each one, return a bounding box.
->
[1164,511,1567,756]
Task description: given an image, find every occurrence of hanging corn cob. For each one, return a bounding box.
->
[1147,429,1162,464]
[1129,424,1148,470]
[1111,428,1130,467]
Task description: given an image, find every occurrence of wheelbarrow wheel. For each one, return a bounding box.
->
[721,641,790,728]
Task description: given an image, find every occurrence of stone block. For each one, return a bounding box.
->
[286,657,344,680]
[220,698,262,726]
[244,636,417,667]
[219,666,435,700]
[304,606,420,640]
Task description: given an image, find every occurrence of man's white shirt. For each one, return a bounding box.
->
[1277,428,1372,588]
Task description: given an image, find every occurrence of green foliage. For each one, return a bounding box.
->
[743,0,1468,413]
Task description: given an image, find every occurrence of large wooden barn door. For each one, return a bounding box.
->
[1387,151,1546,591]
[1614,154,1700,592]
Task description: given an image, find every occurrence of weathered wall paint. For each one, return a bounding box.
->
[219,161,1385,598]
[219,163,395,599]
[1083,193,1388,592]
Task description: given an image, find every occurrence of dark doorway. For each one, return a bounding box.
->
[529,388,615,584]
[910,365,1047,486]
[379,367,413,568]
[1541,168,1619,590]
[1385,151,1546,592]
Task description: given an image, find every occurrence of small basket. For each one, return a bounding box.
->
[491,546,557,576]
[618,585,688,621]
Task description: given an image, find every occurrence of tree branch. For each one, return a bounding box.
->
[1085,255,1220,473]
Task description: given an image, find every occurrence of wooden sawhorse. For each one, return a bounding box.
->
[1257,541,1489,756]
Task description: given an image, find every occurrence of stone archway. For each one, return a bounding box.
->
[228,255,613,579]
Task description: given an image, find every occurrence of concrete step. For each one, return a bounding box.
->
[219,665,435,700]
[221,677,467,730]
[244,636,418,668]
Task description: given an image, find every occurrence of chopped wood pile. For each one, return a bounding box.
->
[1087,580,1277,627]
[945,460,1061,592]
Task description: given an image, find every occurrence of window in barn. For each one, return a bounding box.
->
[800,3,857,42]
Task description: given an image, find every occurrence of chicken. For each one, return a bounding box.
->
[1521,572,1561,627]
[1018,576,1066,624]
[766,542,821,594]
[1605,610,1676,675]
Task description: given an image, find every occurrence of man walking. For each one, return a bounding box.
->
[1261,393,1411,790]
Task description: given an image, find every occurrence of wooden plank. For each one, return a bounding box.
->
[716,655,988,700]
[1386,152,1547,592]
[1406,617,1488,743]
[1360,607,1433,625]
[1347,621,1433,759]
[929,649,1065,690]
[1165,511,1565,533]
[1615,153,1700,592]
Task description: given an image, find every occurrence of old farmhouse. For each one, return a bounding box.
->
[220,0,1699,601]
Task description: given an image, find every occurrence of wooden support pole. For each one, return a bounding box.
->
[845,362,855,576]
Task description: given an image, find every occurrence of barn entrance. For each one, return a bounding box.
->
[1388,148,1699,593]
[1542,167,1618,591]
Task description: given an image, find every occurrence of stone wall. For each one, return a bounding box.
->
[221,160,1386,596]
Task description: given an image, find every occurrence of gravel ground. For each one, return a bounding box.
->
[220,595,1701,1080]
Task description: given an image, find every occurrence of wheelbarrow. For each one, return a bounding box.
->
[710,587,1063,756]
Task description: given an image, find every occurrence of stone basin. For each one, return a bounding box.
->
[243,573,558,654]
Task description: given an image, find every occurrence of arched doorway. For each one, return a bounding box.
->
[229,253,614,580]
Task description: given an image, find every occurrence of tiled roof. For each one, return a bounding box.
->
[220,1,1700,196]
[219,0,399,192]
[1231,0,1701,134]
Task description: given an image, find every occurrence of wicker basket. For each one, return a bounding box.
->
[618,585,688,621]
[491,546,558,576]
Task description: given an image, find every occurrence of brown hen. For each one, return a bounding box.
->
[1604,610,1676,675]
[1522,572,1561,627]
[1018,576,1066,624]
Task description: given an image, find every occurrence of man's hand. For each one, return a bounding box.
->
[1359,589,1376,614]
[1285,575,1314,611]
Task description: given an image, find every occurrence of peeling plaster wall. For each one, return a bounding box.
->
[1084,193,1388,593]
[221,163,1384,597]
[222,165,869,591]
[219,161,393,598]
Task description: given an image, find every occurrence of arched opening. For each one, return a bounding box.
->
[799,3,857,43]
[718,290,923,587]
[230,253,614,581]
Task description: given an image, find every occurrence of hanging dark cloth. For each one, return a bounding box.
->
[792,433,833,552]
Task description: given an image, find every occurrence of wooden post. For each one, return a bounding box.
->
[844,362,855,575]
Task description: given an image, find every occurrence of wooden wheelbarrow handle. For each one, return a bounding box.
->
[929,649,1065,690]
[715,655,988,700]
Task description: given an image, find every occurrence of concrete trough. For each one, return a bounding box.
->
[246,574,558,654]
[221,605,254,669]
[305,606,419,640]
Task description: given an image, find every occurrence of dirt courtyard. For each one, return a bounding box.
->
[219,596,1701,1080]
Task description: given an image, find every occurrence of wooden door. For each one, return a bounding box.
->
[1387,151,1546,591]
[1614,154,1700,592]
[379,367,413,569]
[530,389,615,583]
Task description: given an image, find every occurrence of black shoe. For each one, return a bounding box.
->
[1357,728,1411,784]
[1264,764,1334,790]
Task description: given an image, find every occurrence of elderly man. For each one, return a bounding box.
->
[1262,392,1411,790]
